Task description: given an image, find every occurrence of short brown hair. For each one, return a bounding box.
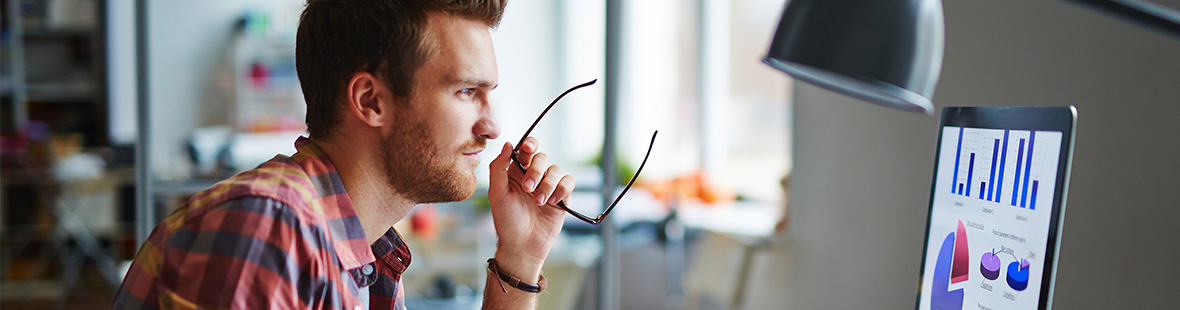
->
[296,0,507,139]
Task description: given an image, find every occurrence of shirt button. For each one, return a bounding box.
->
[362,264,374,275]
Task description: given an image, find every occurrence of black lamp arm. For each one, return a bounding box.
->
[1068,0,1180,39]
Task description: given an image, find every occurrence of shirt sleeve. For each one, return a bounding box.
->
[153,196,335,309]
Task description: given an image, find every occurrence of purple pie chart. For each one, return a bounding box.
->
[980,250,1001,280]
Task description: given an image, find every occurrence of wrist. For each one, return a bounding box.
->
[487,258,547,294]
[493,248,545,281]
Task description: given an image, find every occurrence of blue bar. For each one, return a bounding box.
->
[966,153,976,197]
[959,183,964,194]
[996,130,1009,203]
[980,182,987,199]
[1021,132,1036,208]
[953,127,964,194]
[1030,180,1040,210]
[1012,139,1025,206]
[988,139,999,201]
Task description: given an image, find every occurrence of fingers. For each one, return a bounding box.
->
[503,136,577,206]
[514,136,541,168]
[547,174,576,206]
[521,152,549,193]
[531,164,563,205]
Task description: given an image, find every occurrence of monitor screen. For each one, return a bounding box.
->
[916,107,1075,310]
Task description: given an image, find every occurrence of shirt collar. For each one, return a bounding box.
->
[292,136,376,270]
[372,228,412,275]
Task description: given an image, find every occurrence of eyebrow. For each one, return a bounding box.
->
[452,78,498,90]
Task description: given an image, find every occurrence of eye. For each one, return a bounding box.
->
[457,88,476,99]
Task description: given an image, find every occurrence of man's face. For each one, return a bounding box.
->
[380,13,500,204]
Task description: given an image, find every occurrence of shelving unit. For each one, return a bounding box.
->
[3,0,109,146]
[1,0,125,306]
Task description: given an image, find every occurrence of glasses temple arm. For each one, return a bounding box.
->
[513,79,598,153]
[595,130,658,222]
[505,80,655,227]
[513,130,657,226]
[559,203,599,224]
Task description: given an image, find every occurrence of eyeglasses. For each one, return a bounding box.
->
[510,79,657,225]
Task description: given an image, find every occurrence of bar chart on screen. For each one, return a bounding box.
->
[922,123,1067,310]
[947,127,1061,211]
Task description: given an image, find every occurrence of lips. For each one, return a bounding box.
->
[460,139,487,163]
[462,149,484,167]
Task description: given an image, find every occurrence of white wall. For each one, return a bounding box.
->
[747,0,1180,309]
[148,1,253,178]
[482,0,566,188]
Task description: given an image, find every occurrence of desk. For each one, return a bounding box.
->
[678,201,782,310]
[677,201,782,239]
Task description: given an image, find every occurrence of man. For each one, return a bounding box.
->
[113,0,574,309]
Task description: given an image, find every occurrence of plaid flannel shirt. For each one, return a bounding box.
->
[114,137,411,310]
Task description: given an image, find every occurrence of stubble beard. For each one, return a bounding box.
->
[379,113,483,204]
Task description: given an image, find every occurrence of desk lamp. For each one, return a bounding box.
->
[763,0,1180,116]
[762,0,945,115]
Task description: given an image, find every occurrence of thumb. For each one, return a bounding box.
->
[489,142,513,192]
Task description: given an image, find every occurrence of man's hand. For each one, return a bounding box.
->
[486,137,575,281]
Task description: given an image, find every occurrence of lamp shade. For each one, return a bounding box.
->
[763,0,945,114]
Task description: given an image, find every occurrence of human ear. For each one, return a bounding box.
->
[345,72,387,128]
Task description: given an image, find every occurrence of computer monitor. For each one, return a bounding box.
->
[916,106,1077,310]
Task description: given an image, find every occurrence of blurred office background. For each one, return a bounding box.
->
[2,0,1179,309]
[3,0,792,308]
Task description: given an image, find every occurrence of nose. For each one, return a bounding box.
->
[475,100,500,140]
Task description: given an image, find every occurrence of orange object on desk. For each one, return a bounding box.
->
[640,171,735,206]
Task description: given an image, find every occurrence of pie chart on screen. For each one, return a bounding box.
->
[930,220,971,310]
[1006,259,1030,291]
[980,249,1001,280]
[951,221,970,284]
